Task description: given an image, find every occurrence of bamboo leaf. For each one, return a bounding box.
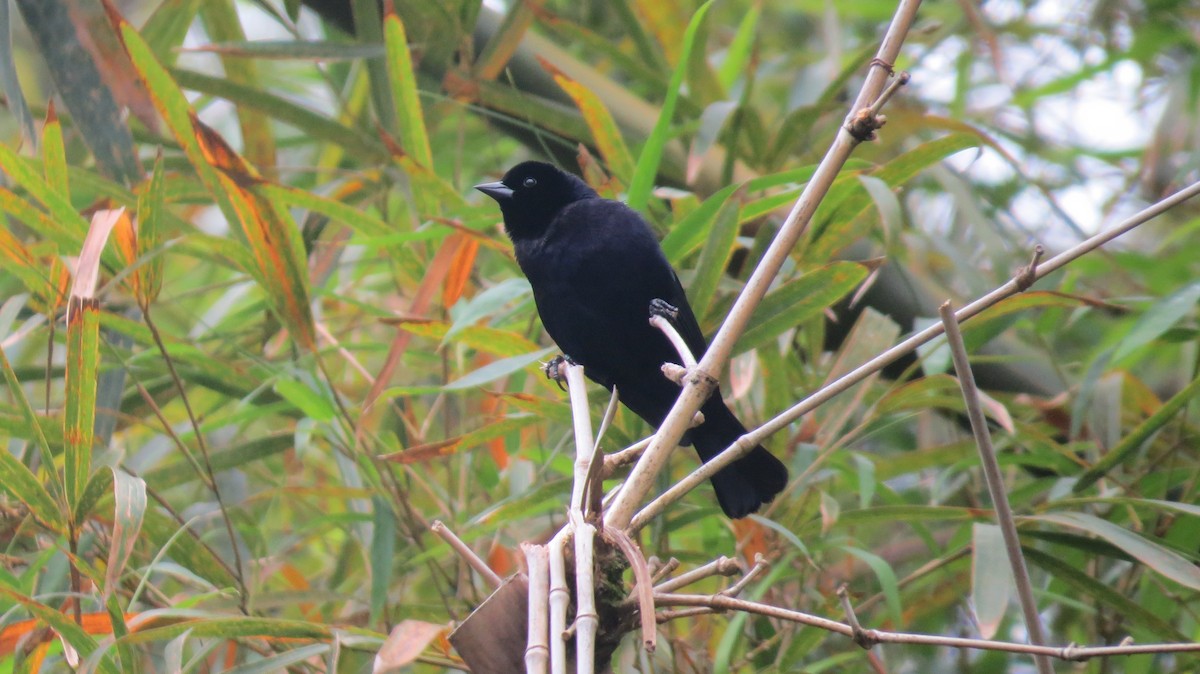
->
[63,209,122,514]
[383,6,432,168]
[140,0,205,65]
[626,0,715,212]
[1030,512,1200,591]
[198,0,277,173]
[444,347,556,391]
[1024,547,1187,641]
[546,63,637,183]
[40,102,68,197]
[736,262,867,352]
[134,151,166,306]
[688,187,742,319]
[1074,370,1200,492]
[716,3,760,91]
[185,39,385,60]
[0,586,119,674]
[0,347,65,533]
[17,0,142,183]
[660,183,738,263]
[971,523,1012,639]
[103,469,147,603]
[0,0,35,145]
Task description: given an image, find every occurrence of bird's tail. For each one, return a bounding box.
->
[691,401,788,518]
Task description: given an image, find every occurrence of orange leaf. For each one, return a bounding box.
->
[379,437,463,465]
[442,234,478,308]
[191,116,316,350]
[0,612,142,657]
[733,518,769,565]
[479,394,509,469]
[361,233,461,418]
[487,543,515,578]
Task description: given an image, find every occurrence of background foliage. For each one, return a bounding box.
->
[1,0,1200,671]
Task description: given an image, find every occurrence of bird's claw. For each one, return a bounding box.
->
[543,354,576,391]
[649,298,679,322]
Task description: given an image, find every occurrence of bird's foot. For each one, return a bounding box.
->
[542,354,577,390]
[649,298,679,322]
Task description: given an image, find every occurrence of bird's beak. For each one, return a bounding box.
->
[474,181,513,202]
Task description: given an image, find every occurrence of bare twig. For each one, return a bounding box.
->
[604,0,925,530]
[524,543,550,674]
[603,437,651,476]
[631,178,1200,530]
[650,557,680,585]
[432,520,502,590]
[654,556,741,595]
[939,302,1053,674]
[720,554,769,598]
[838,584,878,649]
[654,593,1200,661]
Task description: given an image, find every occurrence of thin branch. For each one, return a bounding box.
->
[838,584,877,649]
[604,0,925,530]
[631,177,1200,531]
[654,593,1200,661]
[720,554,768,598]
[649,557,680,586]
[939,302,1053,674]
[431,520,502,590]
[653,556,741,595]
[603,437,651,476]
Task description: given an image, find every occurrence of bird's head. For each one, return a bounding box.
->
[475,161,598,240]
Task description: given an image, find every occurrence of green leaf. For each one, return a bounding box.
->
[369,496,396,626]
[0,585,120,674]
[1113,281,1200,362]
[1074,369,1200,491]
[971,523,1012,639]
[842,546,902,629]
[41,104,68,196]
[1026,546,1186,641]
[141,0,205,65]
[274,378,336,422]
[1030,512,1200,591]
[15,0,141,183]
[140,508,239,590]
[661,183,739,263]
[445,347,557,391]
[189,39,386,60]
[626,0,715,212]
[383,7,431,168]
[0,347,65,533]
[0,0,36,144]
[64,297,101,515]
[716,3,760,91]
[736,262,866,352]
[103,469,147,601]
[688,187,742,319]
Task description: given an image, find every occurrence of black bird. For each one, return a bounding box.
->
[476,161,788,518]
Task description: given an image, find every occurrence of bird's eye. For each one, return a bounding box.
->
[523,177,537,188]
